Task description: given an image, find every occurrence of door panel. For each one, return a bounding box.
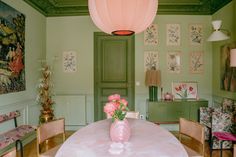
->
[94,32,135,121]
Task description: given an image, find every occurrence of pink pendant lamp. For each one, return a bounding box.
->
[88,0,158,36]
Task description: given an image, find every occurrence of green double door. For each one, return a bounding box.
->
[94,32,135,121]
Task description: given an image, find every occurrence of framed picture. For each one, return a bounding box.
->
[172,82,198,99]
[220,42,236,92]
[190,52,204,74]
[166,24,180,46]
[63,51,77,72]
[167,52,181,73]
[144,24,158,45]
[0,1,26,94]
[144,51,159,71]
[189,24,203,46]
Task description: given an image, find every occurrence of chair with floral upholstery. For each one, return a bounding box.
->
[200,98,236,150]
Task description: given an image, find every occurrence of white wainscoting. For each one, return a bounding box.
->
[54,95,87,130]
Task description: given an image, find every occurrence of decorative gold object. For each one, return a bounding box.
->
[37,64,54,123]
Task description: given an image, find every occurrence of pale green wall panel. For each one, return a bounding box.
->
[46,15,212,122]
[212,1,236,100]
[0,0,46,106]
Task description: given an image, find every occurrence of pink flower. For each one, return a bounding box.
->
[181,84,187,89]
[120,98,128,107]
[108,94,121,101]
[189,86,193,91]
[104,102,116,116]
[105,94,129,121]
[175,87,180,91]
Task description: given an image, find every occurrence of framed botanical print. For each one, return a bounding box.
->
[172,82,198,99]
[144,24,158,45]
[167,52,181,73]
[189,24,203,46]
[144,51,159,71]
[63,51,77,73]
[166,24,180,46]
[190,52,204,74]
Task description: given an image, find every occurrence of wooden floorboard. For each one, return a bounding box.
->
[16,131,233,157]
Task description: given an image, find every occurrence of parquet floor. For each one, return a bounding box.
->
[16,131,233,157]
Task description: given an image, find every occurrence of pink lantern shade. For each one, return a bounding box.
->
[88,0,158,35]
[230,49,236,67]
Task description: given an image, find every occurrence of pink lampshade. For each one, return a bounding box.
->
[88,0,158,36]
[230,49,236,67]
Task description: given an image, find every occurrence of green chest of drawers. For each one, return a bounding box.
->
[147,99,208,123]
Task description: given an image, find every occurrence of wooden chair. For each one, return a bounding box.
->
[179,118,205,157]
[1,148,16,157]
[125,111,139,119]
[36,118,65,157]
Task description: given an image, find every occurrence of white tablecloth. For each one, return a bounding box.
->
[55,119,188,157]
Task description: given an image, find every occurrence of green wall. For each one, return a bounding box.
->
[0,0,46,106]
[212,1,236,101]
[1,0,234,127]
[46,15,212,122]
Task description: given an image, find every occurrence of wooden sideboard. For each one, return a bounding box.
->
[147,99,208,124]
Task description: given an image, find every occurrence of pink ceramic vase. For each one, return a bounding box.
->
[110,118,131,142]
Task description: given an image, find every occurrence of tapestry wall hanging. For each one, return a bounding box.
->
[0,2,26,94]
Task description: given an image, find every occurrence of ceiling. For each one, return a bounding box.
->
[23,0,232,17]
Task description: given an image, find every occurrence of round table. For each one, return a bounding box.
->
[55,119,188,157]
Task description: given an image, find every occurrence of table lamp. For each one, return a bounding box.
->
[145,69,161,101]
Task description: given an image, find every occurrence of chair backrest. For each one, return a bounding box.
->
[37,118,65,144]
[179,118,205,155]
[125,111,139,119]
[37,118,65,155]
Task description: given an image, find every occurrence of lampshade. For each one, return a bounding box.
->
[230,49,236,67]
[207,20,229,41]
[88,0,158,36]
[145,70,161,87]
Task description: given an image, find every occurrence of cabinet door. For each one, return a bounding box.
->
[189,100,208,121]
[148,101,189,123]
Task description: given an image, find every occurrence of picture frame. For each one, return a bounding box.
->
[189,24,203,46]
[144,51,159,71]
[166,24,181,46]
[190,52,204,74]
[63,51,77,73]
[172,82,198,99]
[220,42,236,92]
[167,52,181,73]
[144,24,158,45]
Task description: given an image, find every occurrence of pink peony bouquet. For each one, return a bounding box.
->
[104,94,129,122]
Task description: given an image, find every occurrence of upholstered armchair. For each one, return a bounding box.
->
[200,98,236,149]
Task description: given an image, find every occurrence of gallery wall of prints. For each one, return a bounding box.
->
[144,22,205,97]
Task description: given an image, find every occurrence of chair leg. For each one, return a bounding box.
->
[16,139,24,157]
[220,140,223,157]
[210,136,214,157]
